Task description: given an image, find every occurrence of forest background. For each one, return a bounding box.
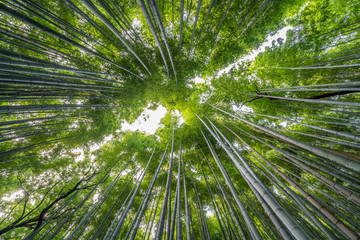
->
[0,0,359,239]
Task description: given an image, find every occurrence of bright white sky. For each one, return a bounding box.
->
[2,190,24,202]
[122,104,167,134]
[189,27,293,84]
[189,26,293,104]
[70,105,167,163]
[72,134,114,162]
[217,26,293,76]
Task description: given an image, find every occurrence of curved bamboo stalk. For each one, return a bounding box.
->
[200,165,229,240]
[179,0,184,64]
[187,0,202,59]
[170,167,179,240]
[227,125,340,239]
[128,146,168,239]
[201,131,263,240]
[202,151,248,239]
[89,174,135,240]
[0,2,143,79]
[233,126,360,239]
[236,110,360,142]
[199,115,311,240]
[194,0,216,46]
[276,64,360,70]
[147,0,177,81]
[154,128,175,239]
[48,162,118,239]
[190,172,211,240]
[0,57,124,79]
[80,0,151,76]
[209,104,360,172]
[137,0,169,77]
[209,0,232,54]
[62,0,126,50]
[66,156,131,239]
[110,151,154,239]
[176,144,183,240]
[239,92,360,108]
[181,151,192,240]
[143,177,165,240]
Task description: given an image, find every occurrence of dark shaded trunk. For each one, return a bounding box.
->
[309,90,360,99]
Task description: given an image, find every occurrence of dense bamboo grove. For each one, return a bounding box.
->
[0,0,359,239]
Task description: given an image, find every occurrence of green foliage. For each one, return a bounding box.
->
[0,0,359,239]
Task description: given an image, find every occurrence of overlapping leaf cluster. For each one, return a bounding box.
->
[0,0,359,239]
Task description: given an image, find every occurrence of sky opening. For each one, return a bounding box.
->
[122,104,167,134]
[217,26,293,76]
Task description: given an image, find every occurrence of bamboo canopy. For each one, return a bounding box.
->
[0,0,359,239]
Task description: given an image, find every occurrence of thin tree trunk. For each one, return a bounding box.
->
[129,146,169,239]
[110,152,154,239]
[181,151,192,240]
[209,104,360,172]
[155,128,175,239]
[200,115,311,240]
[201,131,263,239]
